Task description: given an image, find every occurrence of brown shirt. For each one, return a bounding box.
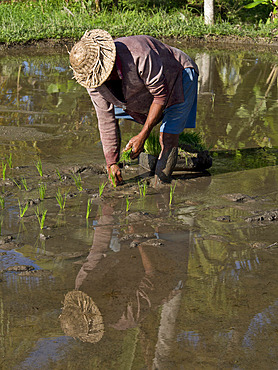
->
[87,35,199,166]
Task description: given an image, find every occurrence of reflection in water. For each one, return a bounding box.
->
[59,203,189,368]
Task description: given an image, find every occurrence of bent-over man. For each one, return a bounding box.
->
[69,29,199,185]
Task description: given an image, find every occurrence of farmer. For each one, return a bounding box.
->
[69,29,199,185]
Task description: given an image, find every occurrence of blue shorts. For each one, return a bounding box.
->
[160,68,198,134]
[114,67,198,134]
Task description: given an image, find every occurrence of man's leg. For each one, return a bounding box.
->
[154,132,179,184]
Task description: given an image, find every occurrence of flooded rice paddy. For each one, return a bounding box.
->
[1,41,278,369]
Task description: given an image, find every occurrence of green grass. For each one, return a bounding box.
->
[0,1,277,45]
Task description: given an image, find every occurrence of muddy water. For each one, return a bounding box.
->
[0,42,278,369]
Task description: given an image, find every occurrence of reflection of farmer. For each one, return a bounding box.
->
[59,203,189,367]
[69,29,199,185]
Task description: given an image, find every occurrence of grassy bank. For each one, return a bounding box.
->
[0,1,278,45]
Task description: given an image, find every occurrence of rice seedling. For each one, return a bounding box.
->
[56,169,63,182]
[99,181,107,197]
[0,196,5,209]
[138,180,147,197]
[12,178,21,189]
[110,172,117,188]
[2,161,7,181]
[6,153,13,169]
[38,183,46,200]
[21,177,28,191]
[117,148,132,165]
[169,181,177,207]
[71,172,83,192]
[36,158,43,177]
[18,199,29,218]
[126,197,131,212]
[144,132,161,157]
[35,207,47,230]
[56,188,67,211]
[86,199,93,219]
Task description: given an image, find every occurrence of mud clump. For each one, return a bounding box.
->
[0,236,23,250]
[4,265,35,272]
[245,210,278,223]
[223,193,256,203]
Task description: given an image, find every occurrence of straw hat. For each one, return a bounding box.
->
[69,29,116,89]
[59,290,104,343]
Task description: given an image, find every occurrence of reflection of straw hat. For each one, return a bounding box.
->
[69,29,116,88]
[59,290,104,343]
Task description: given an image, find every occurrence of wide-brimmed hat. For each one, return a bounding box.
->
[69,29,116,89]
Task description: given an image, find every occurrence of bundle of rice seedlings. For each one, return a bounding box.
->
[144,132,161,157]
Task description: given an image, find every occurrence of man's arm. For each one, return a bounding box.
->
[125,101,164,158]
[87,88,123,185]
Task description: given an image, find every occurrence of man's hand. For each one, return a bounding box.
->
[124,133,146,159]
[125,102,165,159]
[107,164,123,186]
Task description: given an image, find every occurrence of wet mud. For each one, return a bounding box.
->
[1,43,278,369]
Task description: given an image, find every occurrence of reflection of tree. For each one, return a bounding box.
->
[195,49,278,151]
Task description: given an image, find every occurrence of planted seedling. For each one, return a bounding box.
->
[110,172,117,188]
[99,181,107,197]
[71,172,83,192]
[39,183,46,200]
[12,178,21,189]
[169,181,177,207]
[0,196,5,209]
[21,177,28,191]
[138,180,147,198]
[35,207,47,230]
[36,158,43,177]
[6,153,13,169]
[56,169,63,182]
[18,199,29,218]
[56,188,67,211]
[86,199,93,219]
[125,197,131,213]
[2,161,7,181]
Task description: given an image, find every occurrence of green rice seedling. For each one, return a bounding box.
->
[169,181,177,207]
[12,178,21,189]
[138,180,147,198]
[117,148,132,165]
[56,188,67,211]
[71,172,83,192]
[110,172,116,188]
[0,196,5,209]
[56,169,63,182]
[99,181,107,197]
[2,161,7,181]
[125,197,131,212]
[38,183,46,200]
[144,132,161,157]
[6,153,13,169]
[18,199,29,218]
[21,177,28,191]
[36,158,43,177]
[86,199,93,219]
[35,207,47,230]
